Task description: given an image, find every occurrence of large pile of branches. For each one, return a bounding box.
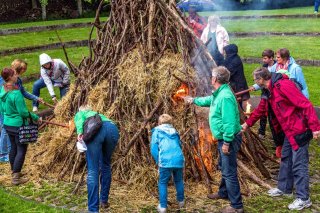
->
[27,0,278,196]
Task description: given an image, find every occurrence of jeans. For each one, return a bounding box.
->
[315,0,320,12]
[0,115,10,162]
[277,137,309,200]
[258,115,267,135]
[217,134,243,209]
[158,167,184,208]
[32,78,69,107]
[4,126,28,173]
[85,121,119,212]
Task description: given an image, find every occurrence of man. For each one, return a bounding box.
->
[187,7,207,38]
[184,66,243,213]
[258,49,276,139]
[242,67,320,211]
[32,53,70,112]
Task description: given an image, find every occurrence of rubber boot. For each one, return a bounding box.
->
[12,172,28,186]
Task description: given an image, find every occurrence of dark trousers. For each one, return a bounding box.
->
[315,0,320,12]
[277,137,309,200]
[217,134,243,209]
[4,126,28,173]
[258,115,267,135]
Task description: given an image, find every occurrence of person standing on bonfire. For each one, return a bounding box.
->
[184,66,243,213]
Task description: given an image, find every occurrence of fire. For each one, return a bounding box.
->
[172,83,189,101]
[246,102,252,114]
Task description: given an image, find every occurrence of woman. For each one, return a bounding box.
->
[0,68,40,185]
[74,105,119,213]
[201,15,229,66]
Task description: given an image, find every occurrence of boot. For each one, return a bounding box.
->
[221,205,244,213]
[12,172,28,186]
[207,193,228,200]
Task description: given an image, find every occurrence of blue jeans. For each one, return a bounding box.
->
[158,167,184,208]
[315,0,320,12]
[32,78,69,107]
[277,137,309,200]
[85,121,119,212]
[0,115,10,162]
[217,134,243,209]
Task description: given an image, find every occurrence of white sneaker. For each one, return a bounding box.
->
[157,204,166,213]
[178,200,185,208]
[32,106,38,112]
[288,198,312,210]
[267,188,292,197]
[314,11,318,15]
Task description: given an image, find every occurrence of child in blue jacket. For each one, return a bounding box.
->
[150,114,185,213]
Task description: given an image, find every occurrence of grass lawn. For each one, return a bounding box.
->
[0,187,69,213]
[0,17,107,30]
[243,63,320,106]
[233,36,320,60]
[0,28,94,51]
[199,6,314,16]
[223,18,320,33]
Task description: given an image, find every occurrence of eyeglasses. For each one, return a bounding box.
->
[253,78,261,82]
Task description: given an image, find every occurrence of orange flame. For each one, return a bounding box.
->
[172,83,189,101]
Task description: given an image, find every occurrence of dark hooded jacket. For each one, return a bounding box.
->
[223,44,250,101]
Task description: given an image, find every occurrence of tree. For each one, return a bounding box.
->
[77,0,83,16]
[31,0,38,9]
[40,0,48,20]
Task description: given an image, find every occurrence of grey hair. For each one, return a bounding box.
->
[79,105,92,111]
[253,67,271,80]
[212,66,230,84]
[208,15,220,24]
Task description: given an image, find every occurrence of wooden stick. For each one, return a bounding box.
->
[235,88,252,96]
[42,120,69,128]
[41,101,55,108]
[238,159,272,189]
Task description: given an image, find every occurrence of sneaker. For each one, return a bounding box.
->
[258,134,266,140]
[267,188,293,197]
[314,11,318,15]
[288,198,312,210]
[221,205,244,213]
[157,204,166,213]
[0,155,9,162]
[32,106,38,112]
[178,200,185,208]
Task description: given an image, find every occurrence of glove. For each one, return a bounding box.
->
[276,146,282,158]
[183,96,194,104]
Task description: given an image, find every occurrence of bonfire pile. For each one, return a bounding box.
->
[27,0,278,196]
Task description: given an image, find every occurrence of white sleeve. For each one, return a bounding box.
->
[40,68,55,97]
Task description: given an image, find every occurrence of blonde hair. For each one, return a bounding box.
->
[79,105,92,111]
[158,114,172,125]
[11,59,27,74]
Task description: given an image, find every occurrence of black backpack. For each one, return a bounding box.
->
[82,114,103,143]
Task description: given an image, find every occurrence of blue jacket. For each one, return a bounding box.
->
[150,124,184,168]
[16,77,39,101]
[254,57,309,99]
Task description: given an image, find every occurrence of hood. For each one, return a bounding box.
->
[0,87,9,102]
[39,53,52,66]
[153,124,179,138]
[289,56,296,65]
[224,44,238,56]
[271,72,287,86]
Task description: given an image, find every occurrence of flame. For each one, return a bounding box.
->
[172,83,189,101]
[194,121,217,175]
[246,102,252,114]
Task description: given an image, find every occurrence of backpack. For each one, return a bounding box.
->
[82,114,103,143]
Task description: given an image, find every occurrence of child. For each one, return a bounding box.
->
[150,114,185,213]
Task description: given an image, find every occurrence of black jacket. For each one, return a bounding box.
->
[223,44,250,101]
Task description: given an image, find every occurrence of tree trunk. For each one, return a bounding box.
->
[31,0,38,9]
[77,0,83,16]
[41,3,46,20]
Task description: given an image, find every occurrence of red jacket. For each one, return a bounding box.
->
[187,15,207,38]
[246,73,320,150]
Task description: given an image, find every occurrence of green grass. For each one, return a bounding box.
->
[198,6,314,16]
[243,64,320,106]
[223,18,320,33]
[0,17,107,30]
[0,27,94,51]
[233,36,320,60]
[0,186,69,213]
